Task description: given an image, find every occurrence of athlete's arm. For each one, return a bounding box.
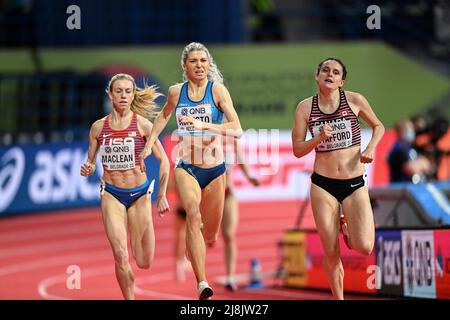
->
[152,139,170,215]
[140,85,180,161]
[80,120,102,176]
[180,83,242,138]
[138,116,170,216]
[349,92,385,163]
[292,99,331,158]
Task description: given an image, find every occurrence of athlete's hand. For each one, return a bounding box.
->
[179,116,204,131]
[319,124,333,141]
[360,148,374,163]
[139,146,152,173]
[156,195,170,217]
[80,161,96,177]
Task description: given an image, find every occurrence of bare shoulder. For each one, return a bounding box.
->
[344,90,368,106]
[91,117,105,135]
[295,96,313,117]
[212,81,226,91]
[136,114,153,130]
[168,83,183,98]
[164,83,182,107]
[212,82,230,98]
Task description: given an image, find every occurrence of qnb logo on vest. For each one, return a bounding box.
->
[0,148,25,212]
[101,137,133,156]
[189,105,211,122]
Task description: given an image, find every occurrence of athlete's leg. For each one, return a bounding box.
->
[174,168,204,283]
[310,183,344,300]
[221,189,239,290]
[200,173,226,247]
[127,193,155,269]
[101,192,135,300]
[341,186,375,256]
[174,211,188,282]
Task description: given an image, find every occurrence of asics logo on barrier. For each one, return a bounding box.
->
[0,148,25,212]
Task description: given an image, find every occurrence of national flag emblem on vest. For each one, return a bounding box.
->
[128,131,137,137]
[341,111,348,117]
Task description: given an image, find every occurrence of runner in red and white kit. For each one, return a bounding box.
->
[80,73,170,300]
[292,58,385,299]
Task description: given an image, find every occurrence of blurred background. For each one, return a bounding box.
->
[1,0,450,300]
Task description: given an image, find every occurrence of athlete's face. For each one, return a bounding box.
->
[184,50,209,81]
[315,60,345,90]
[109,79,135,112]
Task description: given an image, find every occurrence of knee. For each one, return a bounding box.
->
[136,255,152,269]
[186,211,202,229]
[222,230,234,244]
[354,240,374,256]
[184,201,200,216]
[205,235,218,247]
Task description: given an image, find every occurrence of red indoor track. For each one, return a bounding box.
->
[0,201,383,300]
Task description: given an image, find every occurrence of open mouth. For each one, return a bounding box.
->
[325,79,334,83]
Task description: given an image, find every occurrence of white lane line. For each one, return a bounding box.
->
[0,224,283,259]
[38,266,116,300]
[38,273,74,300]
[0,250,112,277]
[35,247,279,300]
[0,211,286,242]
[0,211,100,229]
[0,223,104,243]
[0,236,108,259]
[37,259,191,300]
[0,221,173,243]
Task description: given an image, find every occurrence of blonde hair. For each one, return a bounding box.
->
[181,42,224,84]
[106,73,162,119]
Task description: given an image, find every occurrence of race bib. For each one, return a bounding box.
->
[176,103,213,136]
[99,136,135,170]
[313,118,353,151]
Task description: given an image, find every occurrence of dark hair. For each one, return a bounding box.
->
[316,57,347,80]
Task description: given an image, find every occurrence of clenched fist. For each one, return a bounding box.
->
[319,124,333,141]
[80,161,96,177]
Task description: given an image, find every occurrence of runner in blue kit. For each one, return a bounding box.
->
[143,42,243,299]
[80,73,170,300]
[291,58,385,299]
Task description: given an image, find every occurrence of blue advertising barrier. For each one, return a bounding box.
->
[407,183,450,225]
[371,181,450,227]
[0,142,161,216]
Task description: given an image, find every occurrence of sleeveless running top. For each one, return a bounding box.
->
[308,89,361,152]
[97,113,145,171]
[175,81,224,136]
